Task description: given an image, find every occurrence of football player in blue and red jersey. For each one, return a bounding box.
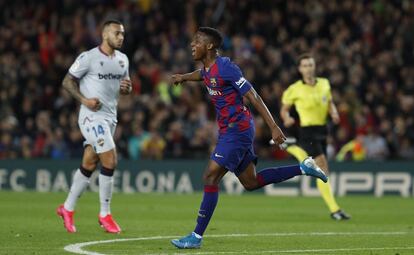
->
[170,27,328,249]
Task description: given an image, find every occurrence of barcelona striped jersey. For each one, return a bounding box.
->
[200,57,253,135]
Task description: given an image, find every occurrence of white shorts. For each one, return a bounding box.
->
[78,115,117,154]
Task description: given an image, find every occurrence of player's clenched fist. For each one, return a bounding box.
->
[120,79,132,95]
[271,126,287,145]
[82,97,101,111]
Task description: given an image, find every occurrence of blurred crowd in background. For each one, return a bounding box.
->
[0,0,413,161]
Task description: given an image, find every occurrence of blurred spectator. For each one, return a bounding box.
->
[336,134,366,161]
[0,0,413,160]
[49,127,69,159]
[141,131,167,160]
[364,128,389,161]
[165,121,189,158]
[128,123,149,160]
[399,138,414,159]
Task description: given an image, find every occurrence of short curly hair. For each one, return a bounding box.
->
[198,27,223,49]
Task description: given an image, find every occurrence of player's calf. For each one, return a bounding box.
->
[202,161,227,185]
[240,180,261,191]
[239,158,327,191]
[248,165,302,189]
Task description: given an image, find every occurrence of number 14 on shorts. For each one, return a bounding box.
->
[90,125,105,137]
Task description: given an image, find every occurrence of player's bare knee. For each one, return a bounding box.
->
[240,178,260,191]
[82,163,97,171]
[82,150,99,170]
[202,172,220,185]
[82,158,99,171]
[102,162,117,170]
[99,151,117,169]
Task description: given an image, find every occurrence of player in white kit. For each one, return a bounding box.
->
[57,20,131,234]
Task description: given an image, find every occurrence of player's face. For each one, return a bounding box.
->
[190,32,208,61]
[298,58,316,79]
[104,24,125,50]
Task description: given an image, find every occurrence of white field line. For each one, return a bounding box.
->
[163,246,414,255]
[64,231,411,255]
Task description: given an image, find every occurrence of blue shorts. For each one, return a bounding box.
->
[210,127,258,176]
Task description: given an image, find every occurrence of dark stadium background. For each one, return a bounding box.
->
[0,0,413,161]
[1,1,414,254]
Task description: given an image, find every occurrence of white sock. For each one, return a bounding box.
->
[64,169,91,211]
[99,174,114,217]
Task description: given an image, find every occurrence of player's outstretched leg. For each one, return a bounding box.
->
[255,157,328,187]
[238,157,327,191]
[171,161,226,249]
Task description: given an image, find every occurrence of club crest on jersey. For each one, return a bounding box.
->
[119,60,125,68]
[210,78,217,87]
[322,96,327,103]
[97,138,105,147]
[100,61,104,66]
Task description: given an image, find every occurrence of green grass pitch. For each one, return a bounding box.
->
[1,191,414,254]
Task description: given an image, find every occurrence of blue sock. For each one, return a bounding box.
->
[194,185,219,236]
[256,165,302,187]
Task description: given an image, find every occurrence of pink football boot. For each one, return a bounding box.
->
[56,205,76,233]
[98,214,121,234]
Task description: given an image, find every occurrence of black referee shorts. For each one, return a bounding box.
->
[299,125,328,158]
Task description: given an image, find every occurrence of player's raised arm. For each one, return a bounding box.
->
[62,74,101,112]
[244,88,286,145]
[171,69,203,85]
